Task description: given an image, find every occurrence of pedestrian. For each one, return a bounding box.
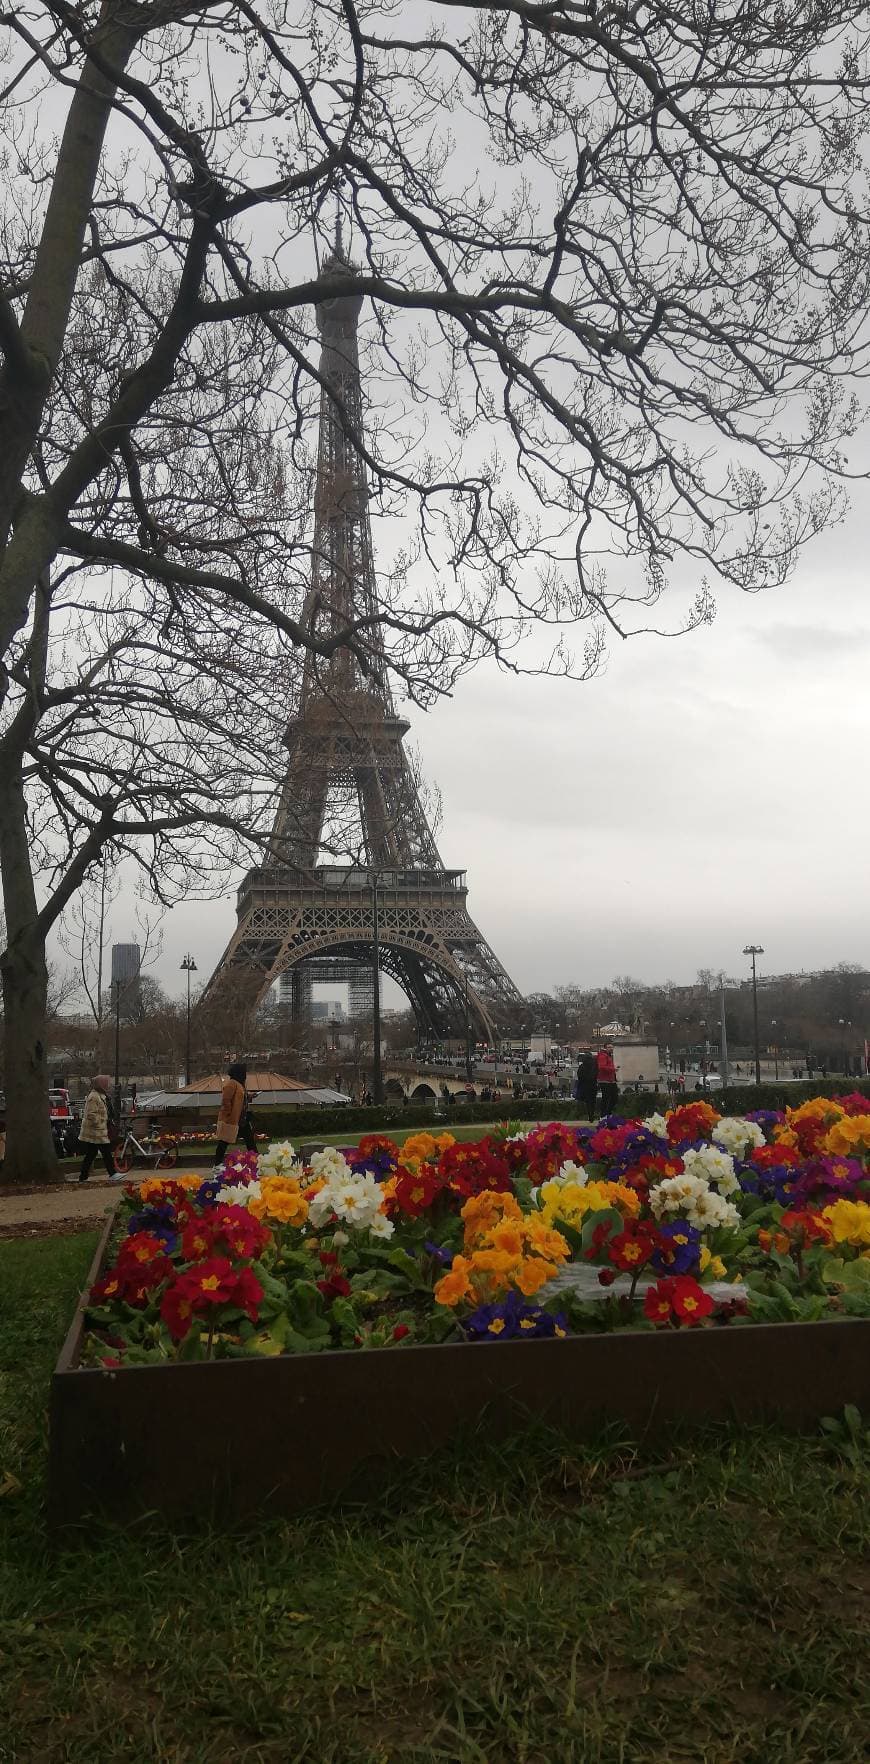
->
[77,1075,118,1182]
[575,1050,598,1119]
[213,1062,257,1168]
[596,1045,619,1117]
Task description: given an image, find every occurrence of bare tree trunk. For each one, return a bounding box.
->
[0,767,60,1184]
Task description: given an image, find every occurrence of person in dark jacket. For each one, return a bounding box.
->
[575,1051,598,1119]
[596,1046,619,1117]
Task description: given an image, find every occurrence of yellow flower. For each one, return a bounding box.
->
[540,1178,639,1229]
[248,1176,308,1226]
[822,1199,870,1247]
[699,1245,727,1278]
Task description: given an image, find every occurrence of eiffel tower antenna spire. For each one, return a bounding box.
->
[204,246,523,1043]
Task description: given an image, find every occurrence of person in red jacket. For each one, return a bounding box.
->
[596,1046,619,1117]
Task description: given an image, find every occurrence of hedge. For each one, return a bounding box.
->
[227,1077,870,1142]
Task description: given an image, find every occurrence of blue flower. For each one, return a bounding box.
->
[196,1178,223,1207]
[651,1218,701,1276]
[463,1290,570,1341]
[424,1241,454,1266]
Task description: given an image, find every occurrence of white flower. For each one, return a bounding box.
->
[712,1117,765,1158]
[681,1145,739,1196]
[308,1147,351,1184]
[643,1113,669,1139]
[367,1212,395,1240]
[221,1179,262,1207]
[649,1172,739,1232]
[557,1160,588,1186]
[332,1229,349,1247]
[308,1170,383,1232]
[259,1139,303,1179]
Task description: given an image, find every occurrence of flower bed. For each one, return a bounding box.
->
[51,1101,870,1522]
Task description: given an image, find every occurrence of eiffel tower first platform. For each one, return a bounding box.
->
[204,232,524,1043]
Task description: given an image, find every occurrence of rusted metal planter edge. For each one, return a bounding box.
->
[50,1221,870,1525]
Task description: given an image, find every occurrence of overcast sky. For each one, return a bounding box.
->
[88,482,869,1009]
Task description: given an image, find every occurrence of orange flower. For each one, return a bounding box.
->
[515,1258,557,1296]
[434,1259,474,1307]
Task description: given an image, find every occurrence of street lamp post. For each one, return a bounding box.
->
[719,976,730,1089]
[743,944,764,1086]
[771,1019,778,1081]
[464,972,473,1082]
[838,1018,852,1077]
[370,871,383,1105]
[180,954,197,1087]
[113,978,122,1114]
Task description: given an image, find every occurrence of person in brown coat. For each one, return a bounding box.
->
[214,1063,257,1166]
[77,1075,117,1182]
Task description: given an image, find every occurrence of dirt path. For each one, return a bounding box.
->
[0,1171,198,1238]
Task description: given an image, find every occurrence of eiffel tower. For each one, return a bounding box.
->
[204,227,523,1043]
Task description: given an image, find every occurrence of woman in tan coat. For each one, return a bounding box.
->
[77,1075,118,1182]
[214,1062,257,1166]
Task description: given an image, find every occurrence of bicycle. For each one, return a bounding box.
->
[112,1117,179,1175]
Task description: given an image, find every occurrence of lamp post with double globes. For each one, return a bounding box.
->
[180,954,197,1087]
[743,945,764,1086]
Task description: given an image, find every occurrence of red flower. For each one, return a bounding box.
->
[644,1279,678,1324]
[583,1220,615,1262]
[316,1273,352,1302]
[670,1277,714,1325]
[392,1165,445,1217]
[185,1256,240,1304]
[159,1261,264,1340]
[666,1102,718,1144]
[780,1208,832,1244]
[160,1277,199,1341]
[210,1204,271,1261]
[597,1268,617,1287]
[118,1231,167,1268]
[607,1224,656,1272]
[231,1265,265,1322]
[181,1219,216,1262]
[392,1324,410,1340]
[751,1143,800,1170]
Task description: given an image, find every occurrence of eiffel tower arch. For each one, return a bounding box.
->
[204,226,524,1042]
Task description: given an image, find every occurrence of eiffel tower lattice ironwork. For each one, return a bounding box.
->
[205,232,523,1042]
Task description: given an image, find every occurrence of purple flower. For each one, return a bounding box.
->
[746,1109,785,1127]
[196,1178,223,1207]
[462,1290,569,1341]
[651,1219,701,1276]
[789,1155,867,1204]
[348,1147,398,1182]
[424,1241,454,1266]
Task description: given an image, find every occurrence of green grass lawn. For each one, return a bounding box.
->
[1,1234,868,1763]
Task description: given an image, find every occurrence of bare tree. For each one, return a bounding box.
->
[59,857,163,1028]
[3,2,870,1179]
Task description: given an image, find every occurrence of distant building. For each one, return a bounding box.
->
[111,942,141,1007]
